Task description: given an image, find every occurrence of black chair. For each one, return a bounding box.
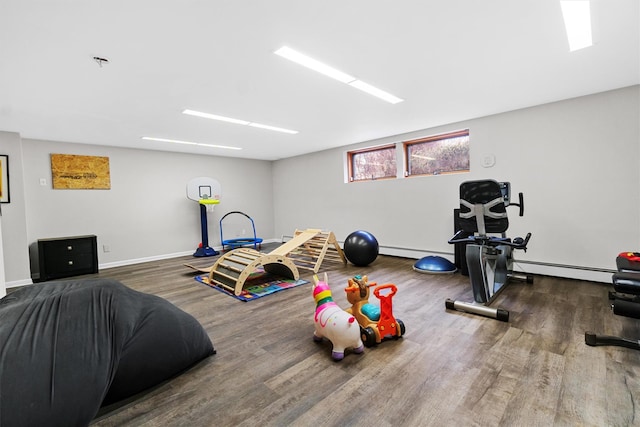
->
[446,179,532,321]
[585,252,640,350]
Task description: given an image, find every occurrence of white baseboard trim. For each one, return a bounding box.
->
[511,262,613,284]
[6,278,34,289]
[99,250,193,270]
[15,239,611,287]
[99,238,282,270]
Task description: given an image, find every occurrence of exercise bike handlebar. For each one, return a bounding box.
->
[507,192,524,217]
[510,232,531,250]
[448,230,473,245]
[448,231,532,251]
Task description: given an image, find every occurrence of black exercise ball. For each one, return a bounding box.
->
[343,230,379,266]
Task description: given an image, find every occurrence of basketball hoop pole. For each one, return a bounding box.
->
[194,200,219,257]
[187,177,222,257]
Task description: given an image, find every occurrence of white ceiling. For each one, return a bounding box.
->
[0,1,638,161]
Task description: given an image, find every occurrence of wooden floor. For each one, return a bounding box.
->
[87,244,640,426]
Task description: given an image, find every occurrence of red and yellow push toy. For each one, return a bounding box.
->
[344,275,405,347]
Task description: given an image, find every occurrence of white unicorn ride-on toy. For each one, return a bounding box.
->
[312,274,364,361]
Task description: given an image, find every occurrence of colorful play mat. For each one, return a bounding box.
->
[195,274,309,301]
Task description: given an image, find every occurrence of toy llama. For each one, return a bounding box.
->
[312,274,364,361]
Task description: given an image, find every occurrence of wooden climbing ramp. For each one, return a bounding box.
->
[208,248,299,296]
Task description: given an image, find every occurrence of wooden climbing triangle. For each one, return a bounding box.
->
[275,229,346,273]
[190,228,346,296]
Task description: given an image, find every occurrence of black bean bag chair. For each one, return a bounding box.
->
[0,278,215,427]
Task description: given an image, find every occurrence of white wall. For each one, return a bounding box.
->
[0,132,31,285]
[1,86,637,285]
[272,86,640,282]
[17,139,274,283]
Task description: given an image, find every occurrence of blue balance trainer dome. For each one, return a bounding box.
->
[413,256,457,274]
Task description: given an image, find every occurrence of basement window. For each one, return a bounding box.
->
[404,130,470,177]
[347,144,397,182]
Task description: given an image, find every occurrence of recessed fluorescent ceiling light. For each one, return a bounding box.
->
[560,0,593,51]
[182,109,298,134]
[274,46,403,104]
[274,46,355,83]
[141,137,242,150]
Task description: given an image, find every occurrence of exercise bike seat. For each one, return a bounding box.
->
[449,179,531,251]
[458,179,510,235]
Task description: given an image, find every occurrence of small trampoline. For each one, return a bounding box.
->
[413,256,457,274]
[220,211,263,251]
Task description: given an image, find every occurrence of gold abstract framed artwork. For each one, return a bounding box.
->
[51,154,111,190]
[0,155,9,203]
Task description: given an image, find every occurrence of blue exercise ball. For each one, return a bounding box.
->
[413,256,457,274]
[344,230,379,266]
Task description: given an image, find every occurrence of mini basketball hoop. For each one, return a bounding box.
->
[187,177,222,257]
[187,177,221,203]
[200,197,220,213]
